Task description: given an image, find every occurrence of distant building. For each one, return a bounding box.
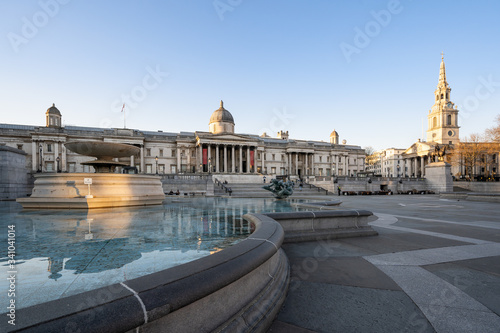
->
[382,55,498,179]
[366,148,406,177]
[0,100,365,179]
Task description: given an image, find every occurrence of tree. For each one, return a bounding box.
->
[455,134,483,178]
[485,114,500,143]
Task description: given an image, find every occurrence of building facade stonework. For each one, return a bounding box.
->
[0,102,365,180]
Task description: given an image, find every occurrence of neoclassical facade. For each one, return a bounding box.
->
[0,101,365,179]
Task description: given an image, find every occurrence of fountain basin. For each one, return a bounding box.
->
[9,210,289,332]
[17,173,165,209]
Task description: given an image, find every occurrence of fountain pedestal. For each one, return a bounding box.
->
[17,173,165,209]
[17,141,165,209]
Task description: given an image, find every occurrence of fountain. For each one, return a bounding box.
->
[263,178,294,199]
[17,141,165,209]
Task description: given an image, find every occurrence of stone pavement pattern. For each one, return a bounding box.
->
[268,195,500,333]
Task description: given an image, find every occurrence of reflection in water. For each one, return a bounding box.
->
[0,197,298,310]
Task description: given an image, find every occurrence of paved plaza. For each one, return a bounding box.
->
[269,195,500,333]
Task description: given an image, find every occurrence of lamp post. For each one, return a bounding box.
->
[56,156,60,173]
[155,156,158,175]
[38,144,43,172]
[199,163,203,174]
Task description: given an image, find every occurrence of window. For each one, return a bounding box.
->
[68,163,76,173]
[146,164,152,173]
[258,153,261,160]
[46,162,54,172]
[280,167,285,175]
[159,149,163,157]
[83,165,90,173]
[146,148,151,156]
[319,156,322,162]
[17,144,23,150]
[264,154,267,161]
[171,149,176,157]
[159,164,165,174]
[447,115,451,125]
[47,143,52,152]
[327,156,330,162]
[271,167,276,174]
[170,165,177,173]
[272,154,275,161]
[433,117,437,128]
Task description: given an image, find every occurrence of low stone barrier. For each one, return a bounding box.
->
[10,214,289,332]
[261,210,377,243]
[440,192,500,203]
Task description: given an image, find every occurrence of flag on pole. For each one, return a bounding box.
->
[121,103,125,112]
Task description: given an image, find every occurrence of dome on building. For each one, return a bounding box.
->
[46,103,61,116]
[330,129,339,137]
[209,100,234,125]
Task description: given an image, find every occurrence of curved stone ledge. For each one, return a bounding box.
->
[9,213,289,333]
[263,210,377,243]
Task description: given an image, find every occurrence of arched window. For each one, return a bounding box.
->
[433,117,437,128]
[447,115,451,125]
[441,94,444,99]
[446,92,449,100]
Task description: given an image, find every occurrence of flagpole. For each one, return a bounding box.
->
[122,103,126,129]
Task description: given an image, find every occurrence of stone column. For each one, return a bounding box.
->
[130,155,135,167]
[295,153,299,176]
[421,157,425,177]
[305,153,309,176]
[177,148,181,173]
[344,154,348,176]
[231,146,235,173]
[197,144,202,173]
[413,158,417,177]
[140,145,145,173]
[31,141,37,171]
[311,153,315,176]
[223,145,227,173]
[246,146,250,173]
[54,141,59,173]
[239,146,242,173]
[208,144,212,172]
[61,144,67,172]
[216,145,220,173]
[261,149,265,174]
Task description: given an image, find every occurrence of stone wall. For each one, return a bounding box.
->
[452,181,500,193]
[310,177,427,193]
[0,145,30,200]
[161,174,214,196]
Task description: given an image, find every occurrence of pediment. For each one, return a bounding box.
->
[196,132,259,143]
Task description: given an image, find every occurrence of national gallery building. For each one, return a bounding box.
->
[0,101,365,179]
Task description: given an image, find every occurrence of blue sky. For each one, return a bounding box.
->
[1,0,499,151]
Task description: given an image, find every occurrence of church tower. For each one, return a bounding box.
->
[426,54,460,145]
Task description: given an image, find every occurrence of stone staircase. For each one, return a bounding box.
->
[214,182,334,198]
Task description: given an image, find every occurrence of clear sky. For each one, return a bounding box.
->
[1,0,499,151]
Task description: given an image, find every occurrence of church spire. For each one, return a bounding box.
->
[438,52,448,88]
